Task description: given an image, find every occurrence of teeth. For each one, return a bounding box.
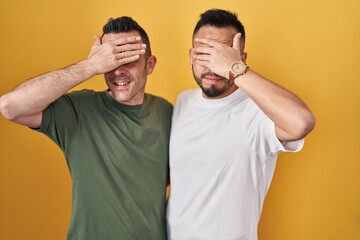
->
[115,82,129,86]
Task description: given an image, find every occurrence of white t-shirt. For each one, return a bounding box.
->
[167,88,304,240]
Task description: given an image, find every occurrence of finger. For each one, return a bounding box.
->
[116,49,146,60]
[117,43,146,53]
[192,46,213,55]
[119,54,140,64]
[193,53,211,62]
[112,36,142,46]
[194,37,220,47]
[195,59,210,68]
[233,33,241,51]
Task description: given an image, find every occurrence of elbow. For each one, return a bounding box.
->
[277,110,316,142]
[293,112,316,139]
[0,95,18,121]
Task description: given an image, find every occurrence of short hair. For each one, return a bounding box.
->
[193,9,246,52]
[101,16,152,58]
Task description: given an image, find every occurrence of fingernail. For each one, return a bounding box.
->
[136,37,141,40]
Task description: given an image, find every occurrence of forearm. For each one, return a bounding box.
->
[235,69,315,141]
[192,35,315,141]
[0,59,96,120]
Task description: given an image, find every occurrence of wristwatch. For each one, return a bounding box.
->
[229,61,248,81]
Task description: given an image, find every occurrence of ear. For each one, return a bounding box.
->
[189,48,193,65]
[146,55,157,75]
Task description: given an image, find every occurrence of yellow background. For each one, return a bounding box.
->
[0,0,359,239]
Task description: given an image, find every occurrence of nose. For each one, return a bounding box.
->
[113,65,127,76]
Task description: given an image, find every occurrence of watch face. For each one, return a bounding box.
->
[231,62,246,73]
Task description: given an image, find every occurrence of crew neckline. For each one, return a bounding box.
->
[101,91,151,119]
[103,90,146,110]
[197,88,248,108]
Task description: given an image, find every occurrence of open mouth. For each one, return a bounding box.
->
[114,81,131,86]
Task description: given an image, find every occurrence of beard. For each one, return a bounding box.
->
[192,69,234,98]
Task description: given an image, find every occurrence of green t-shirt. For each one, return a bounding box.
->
[37,89,172,240]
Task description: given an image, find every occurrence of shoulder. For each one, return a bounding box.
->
[51,89,103,113]
[173,88,200,108]
[178,88,199,99]
[61,89,105,104]
[65,89,97,98]
[145,93,173,109]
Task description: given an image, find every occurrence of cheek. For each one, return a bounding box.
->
[192,62,206,75]
[133,69,147,83]
[104,72,113,82]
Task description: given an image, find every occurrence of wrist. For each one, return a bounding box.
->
[228,61,248,81]
[64,59,97,84]
[80,58,99,76]
[234,67,252,86]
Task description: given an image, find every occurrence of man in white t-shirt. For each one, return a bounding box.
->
[166,9,316,240]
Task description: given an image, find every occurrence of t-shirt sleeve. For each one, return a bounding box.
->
[35,92,80,152]
[244,99,304,158]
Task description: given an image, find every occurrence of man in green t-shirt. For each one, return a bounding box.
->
[0,16,172,240]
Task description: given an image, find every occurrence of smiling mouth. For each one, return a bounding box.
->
[114,81,131,86]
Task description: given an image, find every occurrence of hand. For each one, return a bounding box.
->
[192,33,243,79]
[87,35,146,74]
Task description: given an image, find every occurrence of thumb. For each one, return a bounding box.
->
[88,35,101,58]
[93,35,101,47]
[232,33,242,51]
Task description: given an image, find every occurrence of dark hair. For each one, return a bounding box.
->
[193,9,246,52]
[102,16,152,58]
